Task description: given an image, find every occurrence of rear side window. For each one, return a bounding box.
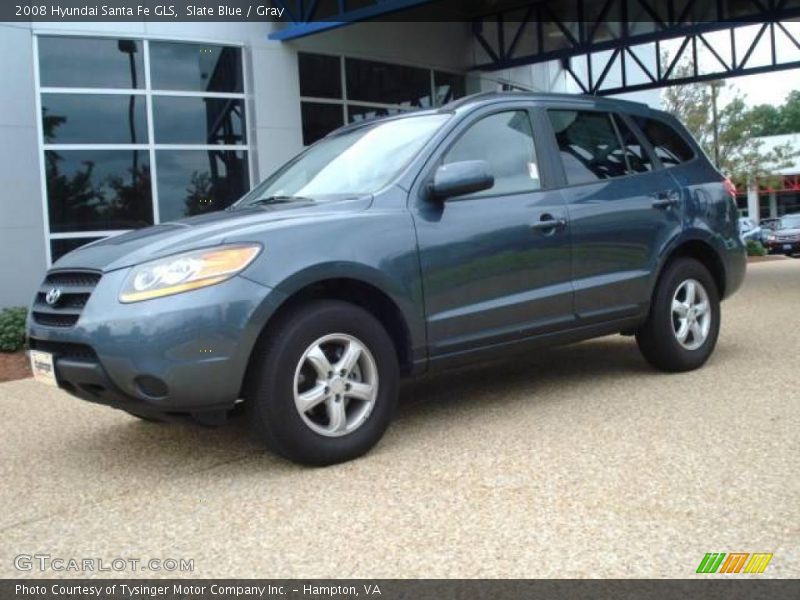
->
[548,110,630,184]
[613,114,654,173]
[634,117,695,167]
[444,110,540,196]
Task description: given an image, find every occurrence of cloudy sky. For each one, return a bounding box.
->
[723,69,799,107]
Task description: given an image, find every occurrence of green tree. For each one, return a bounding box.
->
[749,104,783,137]
[780,90,800,134]
[749,90,800,136]
[661,69,798,187]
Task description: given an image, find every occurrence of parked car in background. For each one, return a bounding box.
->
[27,92,746,465]
[737,217,763,242]
[760,217,781,232]
[763,213,800,256]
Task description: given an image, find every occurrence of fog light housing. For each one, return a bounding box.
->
[134,375,169,399]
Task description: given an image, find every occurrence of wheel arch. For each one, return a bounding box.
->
[654,234,727,300]
[241,269,421,398]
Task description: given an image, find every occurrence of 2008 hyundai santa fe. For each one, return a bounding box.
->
[27,92,746,465]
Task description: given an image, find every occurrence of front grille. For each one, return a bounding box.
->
[28,339,97,362]
[776,234,800,242]
[32,270,102,328]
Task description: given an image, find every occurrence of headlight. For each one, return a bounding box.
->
[119,244,261,303]
[767,234,777,242]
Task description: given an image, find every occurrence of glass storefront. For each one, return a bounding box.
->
[37,36,250,262]
[296,52,522,146]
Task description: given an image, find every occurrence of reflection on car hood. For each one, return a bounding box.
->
[51,195,372,272]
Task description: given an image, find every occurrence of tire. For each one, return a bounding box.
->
[636,258,721,373]
[247,300,399,466]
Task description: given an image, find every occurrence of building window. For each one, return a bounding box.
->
[155,149,249,222]
[345,58,432,107]
[297,52,470,146]
[38,37,145,89]
[298,53,342,99]
[36,36,250,263]
[300,102,345,147]
[44,149,153,233]
[149,42,243,93]
[434,71,466,106]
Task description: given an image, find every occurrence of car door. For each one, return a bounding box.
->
[411,106,574,361]
[544,107,683,323]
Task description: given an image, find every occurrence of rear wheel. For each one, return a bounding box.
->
[247,300,399,466]
[636,258,721,372]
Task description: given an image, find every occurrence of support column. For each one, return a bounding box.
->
[747,183,760,221]
[769,191,778,217]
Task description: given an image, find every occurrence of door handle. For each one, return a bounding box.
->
[531,216,567,232]
[652,190,680,209]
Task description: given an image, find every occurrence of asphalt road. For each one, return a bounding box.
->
[1,260,798,579]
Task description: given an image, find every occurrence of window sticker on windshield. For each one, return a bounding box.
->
[528,162,539,181]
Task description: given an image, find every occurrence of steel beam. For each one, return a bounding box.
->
[554,20,800,96]
[471,0,800,72]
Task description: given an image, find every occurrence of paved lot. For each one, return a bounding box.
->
[1,260,798,579]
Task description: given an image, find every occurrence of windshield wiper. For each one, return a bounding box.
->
[248,195,314,206]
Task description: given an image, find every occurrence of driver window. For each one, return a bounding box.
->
[443,110,540,197]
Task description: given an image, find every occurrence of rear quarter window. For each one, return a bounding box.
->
[633,116,695,167]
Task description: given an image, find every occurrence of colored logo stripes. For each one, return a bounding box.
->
[696,553,773,574]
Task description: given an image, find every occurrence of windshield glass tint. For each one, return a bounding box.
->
[780,215,800,229]
[238,114,449,204]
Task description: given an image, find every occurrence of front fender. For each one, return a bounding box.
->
[233,210,427,368]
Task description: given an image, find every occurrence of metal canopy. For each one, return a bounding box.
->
[472,0,800,95]
[269,0,800,96]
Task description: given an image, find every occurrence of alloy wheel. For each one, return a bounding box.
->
[293,333,379,437]
[671,278,712,351]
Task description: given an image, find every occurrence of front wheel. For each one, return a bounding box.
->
[636,258,721,372]
[247,300,399,466]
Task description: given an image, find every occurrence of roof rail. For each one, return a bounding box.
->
[441,90,506,110]
[441,90,651,111]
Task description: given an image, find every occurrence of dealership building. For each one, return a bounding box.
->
[0,18,591,308]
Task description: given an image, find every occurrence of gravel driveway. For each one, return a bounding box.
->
[1,260,797,578]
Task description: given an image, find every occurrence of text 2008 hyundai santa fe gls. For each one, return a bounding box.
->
[28,92,746,465]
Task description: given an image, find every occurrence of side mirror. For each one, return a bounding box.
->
[429,160,494,200]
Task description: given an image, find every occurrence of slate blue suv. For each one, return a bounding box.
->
[28,92,746,465]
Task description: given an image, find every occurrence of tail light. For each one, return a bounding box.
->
[723,177,737,201]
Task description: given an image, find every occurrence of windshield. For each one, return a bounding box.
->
[779,214,800,229]
[235,113,450,207]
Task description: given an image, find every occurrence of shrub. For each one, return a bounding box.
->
[0,307,27,353]
[746,239,768,257]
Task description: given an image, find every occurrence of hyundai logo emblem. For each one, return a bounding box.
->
[45,288,62,306]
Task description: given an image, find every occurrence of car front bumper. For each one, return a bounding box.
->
[764,240,800,255]
[27,270,282,415]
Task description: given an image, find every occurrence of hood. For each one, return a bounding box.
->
[772,227,800,236]
[52,195,372,272]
